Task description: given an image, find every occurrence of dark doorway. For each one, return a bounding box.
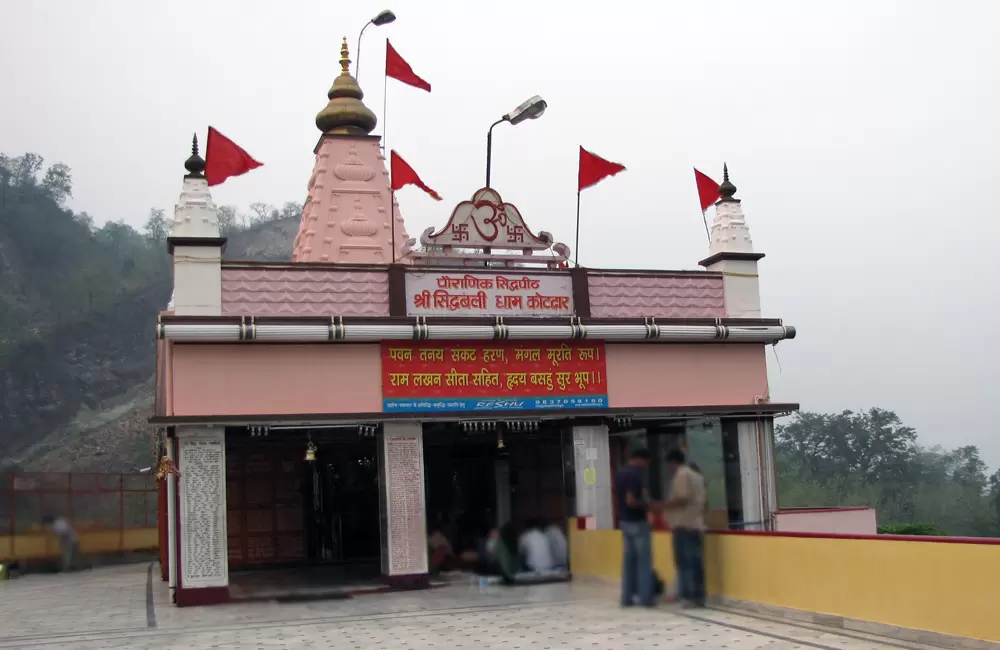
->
[303,435,381,565]
[422,421,570,556]
[423,424,498,556]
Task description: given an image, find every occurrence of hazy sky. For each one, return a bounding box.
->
[3,1,998,467]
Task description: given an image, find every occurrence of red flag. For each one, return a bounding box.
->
[694,168,720,212]
[204,127,262,187]
[578,147,625,192]
[386,40,431,92]
[390,151,441,200]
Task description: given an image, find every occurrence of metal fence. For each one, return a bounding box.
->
[0,472,157,538]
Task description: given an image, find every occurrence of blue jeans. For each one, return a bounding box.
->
[672,528,705,605]
[620,520,654,606]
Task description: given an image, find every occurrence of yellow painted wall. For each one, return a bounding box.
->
[0,528,158,563]
[570,527,1000,643]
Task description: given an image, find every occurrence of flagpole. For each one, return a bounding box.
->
[701,209,711,243]
[574,191,581,267]
[382,63,388,155]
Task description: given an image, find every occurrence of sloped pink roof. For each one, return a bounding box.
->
[587,274,725,319]
[221,267,389,317]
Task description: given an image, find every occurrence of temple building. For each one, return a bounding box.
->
[152,39,797,606]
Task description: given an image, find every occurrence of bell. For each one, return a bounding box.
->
[497,434,505,450]
[305,441,317,462]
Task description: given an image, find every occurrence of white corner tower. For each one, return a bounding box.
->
[698,164,763,318]
[166,135,225,315]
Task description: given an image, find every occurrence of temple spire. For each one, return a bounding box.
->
[184,133,205,178]
[718,162,738,203]
[315,38,378,135]
[293,41,409,264]
[707,163,753,255]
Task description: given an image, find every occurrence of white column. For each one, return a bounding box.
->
[704,257,762,318]
[380,422,428,577]
[176,426,228,590]
[736,421,765,531]
[171,246,223,315]
[760,418,779,528]
[572,425,613,530]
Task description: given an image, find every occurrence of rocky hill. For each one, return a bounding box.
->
[0,154,297,472]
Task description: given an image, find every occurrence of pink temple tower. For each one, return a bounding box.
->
[291,38,411,264]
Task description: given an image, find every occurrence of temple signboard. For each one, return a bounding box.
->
[405,271,573,317]
[381,341,608,412]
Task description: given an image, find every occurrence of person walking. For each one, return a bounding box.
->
[615,446,655,607]
[42,515,79,573]
[662,449,707,607]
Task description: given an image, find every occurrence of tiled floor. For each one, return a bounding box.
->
[0,563,952,649]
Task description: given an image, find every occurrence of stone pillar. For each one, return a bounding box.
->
[731,418,780,532]
[759,417,779,527]
[170,245,223,315]
[175,426,229,606]
[735,420,764,531]
[379,422,429,589]
[571,425,613,529]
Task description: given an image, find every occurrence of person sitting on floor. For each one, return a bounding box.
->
[543,521,569,570]
[484,522,522,583]
[518,519,556,573]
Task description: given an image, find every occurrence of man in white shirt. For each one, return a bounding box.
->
[518,520,556,573]
[662,450,708,607]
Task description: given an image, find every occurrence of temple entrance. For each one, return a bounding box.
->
[422,421,571,567]
[302,435,380,566]
[225,427,381,595]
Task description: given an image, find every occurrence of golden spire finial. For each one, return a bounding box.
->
[315,37,377,135]
[339,37,351,76]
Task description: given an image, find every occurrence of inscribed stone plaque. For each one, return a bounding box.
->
[384,431,428,575]
[180,435,229,588]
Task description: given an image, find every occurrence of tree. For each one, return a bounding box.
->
[248,202,276,225]
[217,205,238,234]
[777,408,916,485]
[948,445,988,493]
[143,208,170,242]
[41,163,73,204]
[776,408,1000,537]
[279,201,303,220]
[74,211,95,231]
[4,153,45,187]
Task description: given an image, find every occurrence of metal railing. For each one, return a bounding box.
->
[0,472,158,562]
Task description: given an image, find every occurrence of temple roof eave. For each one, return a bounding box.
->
[148,402,801,427]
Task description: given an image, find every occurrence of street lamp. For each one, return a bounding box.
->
[485,95,547,188]
[355,9,396,80]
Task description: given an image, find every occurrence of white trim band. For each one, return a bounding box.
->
[160,322,795,344]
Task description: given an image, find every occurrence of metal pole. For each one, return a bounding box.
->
[486,119,504,188]
[355,21,373,79]
[701,210,711,243]
[382,65,388,155]
[573,191,581,267]
[486,128,493,188]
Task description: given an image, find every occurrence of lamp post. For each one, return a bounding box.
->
[485,95,547,188]
[355,9,396,80]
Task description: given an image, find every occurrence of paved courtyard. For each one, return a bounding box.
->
[0,563,947,649]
